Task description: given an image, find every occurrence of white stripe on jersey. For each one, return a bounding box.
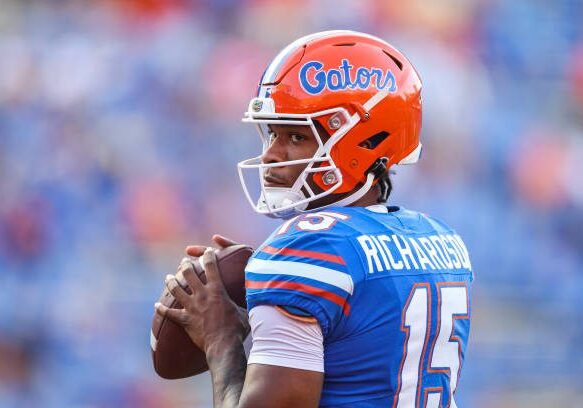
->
[246,258,354,295]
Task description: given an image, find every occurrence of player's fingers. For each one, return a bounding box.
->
[185,245,208,257]
[178,256,198,270]
[178,256,207,286]
[154,302,187,325]
[180,260,206,291]
[178,256,197,273]
[177,256,198,272]
[212,234,239,249]
[202,247,223,284]
[165,274,191,305]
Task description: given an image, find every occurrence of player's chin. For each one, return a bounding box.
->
[266,175,296,188]
[264,182,290,188]
[304,190,347,210]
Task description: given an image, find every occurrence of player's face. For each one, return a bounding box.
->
[261,124,324,188]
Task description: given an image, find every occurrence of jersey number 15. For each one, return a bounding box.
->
[394,282,469,408]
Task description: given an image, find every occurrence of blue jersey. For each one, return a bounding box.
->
[245,206,473,407]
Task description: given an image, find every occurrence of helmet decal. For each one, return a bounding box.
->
[299,59,397,95]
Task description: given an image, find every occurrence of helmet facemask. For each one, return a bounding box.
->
[238,100,357,218]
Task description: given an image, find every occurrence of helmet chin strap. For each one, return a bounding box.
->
[258,172,375,217]
[324,172,376,209]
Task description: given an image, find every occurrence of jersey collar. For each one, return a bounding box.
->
[365,204,389,213]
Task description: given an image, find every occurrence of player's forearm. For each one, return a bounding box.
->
[206,338,247,408]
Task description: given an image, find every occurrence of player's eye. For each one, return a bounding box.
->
[289,133,305,143]
[267,131,277,144]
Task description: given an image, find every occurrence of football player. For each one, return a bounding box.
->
[156,30,473,408]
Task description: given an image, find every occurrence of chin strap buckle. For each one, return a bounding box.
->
[366,157,389,179]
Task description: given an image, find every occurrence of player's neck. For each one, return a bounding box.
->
[350,186,382,208]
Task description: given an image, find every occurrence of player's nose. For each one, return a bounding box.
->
[261,136,287,164]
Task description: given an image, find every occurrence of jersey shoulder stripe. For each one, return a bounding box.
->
[246,221,355,336]
[245,258,354,295]
[260,245,346,265]
[246,280,351,315]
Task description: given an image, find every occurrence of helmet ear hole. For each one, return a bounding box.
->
[359,131,390,150]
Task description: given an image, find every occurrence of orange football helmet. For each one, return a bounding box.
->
[238,30,422,218]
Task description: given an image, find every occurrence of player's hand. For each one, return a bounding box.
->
[185,234,239,257]
[155,247,250,356]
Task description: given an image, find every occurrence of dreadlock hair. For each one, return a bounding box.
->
[377,171,392,203]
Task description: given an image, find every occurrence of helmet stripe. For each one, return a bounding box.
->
[261,30,358,84]
[363,89,390,111]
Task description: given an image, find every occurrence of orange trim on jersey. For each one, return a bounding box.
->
[261,245,346,265]
[246,280,351,315]
[423,387,443,407]
[275,306,318,324]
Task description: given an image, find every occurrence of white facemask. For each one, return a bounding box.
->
[238,98,381,218]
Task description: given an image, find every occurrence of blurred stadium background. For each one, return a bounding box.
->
[0,0,582,407]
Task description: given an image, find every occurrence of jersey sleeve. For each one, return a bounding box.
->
[245,230,354,337]
[247,305,324,372]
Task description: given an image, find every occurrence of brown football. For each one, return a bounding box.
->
[151,244,253,379]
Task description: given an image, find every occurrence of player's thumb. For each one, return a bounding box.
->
[185,245,206,257]
[212,234,239,248]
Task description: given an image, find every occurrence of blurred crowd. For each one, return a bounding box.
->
[0,0,582,407]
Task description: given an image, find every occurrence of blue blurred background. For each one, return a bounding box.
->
[1,0,582,407]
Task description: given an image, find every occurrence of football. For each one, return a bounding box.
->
[151,244,253,379]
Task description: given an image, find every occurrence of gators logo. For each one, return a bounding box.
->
[299,59,397,95]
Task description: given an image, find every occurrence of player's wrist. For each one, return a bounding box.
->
[202,306,249,351]
[205,334,246,367]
